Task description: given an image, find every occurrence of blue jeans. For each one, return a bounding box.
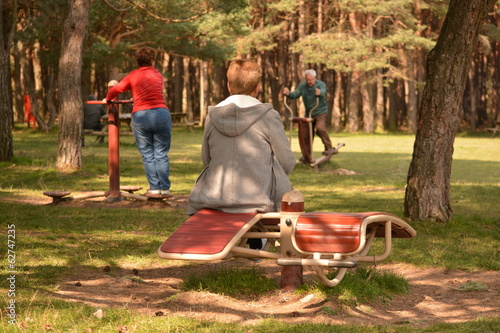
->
[131,108,172,191]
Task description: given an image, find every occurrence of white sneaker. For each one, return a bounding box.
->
[146,189,161,194]
[160,190,171,195]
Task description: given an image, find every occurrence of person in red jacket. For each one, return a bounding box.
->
[106,47,172,196]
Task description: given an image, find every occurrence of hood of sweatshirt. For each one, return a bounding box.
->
[208,102,274,137]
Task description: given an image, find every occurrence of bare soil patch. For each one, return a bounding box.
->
[54,261,499,328]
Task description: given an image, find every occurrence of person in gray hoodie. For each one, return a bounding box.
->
[187,59,296,216]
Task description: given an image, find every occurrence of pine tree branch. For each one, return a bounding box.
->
[124,0,213,23]
[102,0,133,12]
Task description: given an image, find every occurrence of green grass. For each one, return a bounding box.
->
[300,267,411,306]
[0,125,499,332]
[182,266,278,297]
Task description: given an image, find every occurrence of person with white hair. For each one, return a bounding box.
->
[283,69,334,163]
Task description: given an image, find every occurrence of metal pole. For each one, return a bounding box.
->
[106,81,121,202]
[280,190,304,290]
[106,102,121,202]
[284,97,293,147]
[85,93,133,203]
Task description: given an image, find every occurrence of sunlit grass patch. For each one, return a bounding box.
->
[182,265,278,298]
[300,267,410,306]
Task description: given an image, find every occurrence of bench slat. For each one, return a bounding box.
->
[293,212,415,254]
[160,209,258,256]
[295,213,364,253]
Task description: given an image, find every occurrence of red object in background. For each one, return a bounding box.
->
[23,95,37,129]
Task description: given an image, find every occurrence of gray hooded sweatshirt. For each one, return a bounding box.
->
[187,97,295,215]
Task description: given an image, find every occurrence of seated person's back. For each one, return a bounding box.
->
[187,59,295,215]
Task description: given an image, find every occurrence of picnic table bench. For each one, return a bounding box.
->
[158,190,416,289]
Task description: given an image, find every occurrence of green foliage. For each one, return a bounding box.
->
[17,0,68,68]
[237,21,287,53]
[293,32,396,72]
[292,0,436,74]
[337,0,413,13]
[86,0,249,65]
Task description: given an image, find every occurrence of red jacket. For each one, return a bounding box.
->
[106,66,167,113]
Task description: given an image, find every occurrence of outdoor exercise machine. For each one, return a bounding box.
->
[158,190,416,290]
[86,99,133,202]
[285,97,345,169]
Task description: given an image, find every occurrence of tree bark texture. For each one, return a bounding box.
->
[182,57,193,120]
[405,50,418,134]
[13,42,23,123]
[56,0,90,170]
[361,72,373,133]
[0,0,16,161]
[331,73,342,132]
[404,0,497,222]
[199,60,208,126]
[375,70,385,132]
[347,71,360,133]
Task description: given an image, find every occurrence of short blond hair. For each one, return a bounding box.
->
[227,59,262,95]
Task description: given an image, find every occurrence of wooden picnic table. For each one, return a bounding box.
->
[171,112,195,132]
[101,113,132,130]
[85,111,195,140]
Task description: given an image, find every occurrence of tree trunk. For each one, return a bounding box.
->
[406,50,418,134]
[265,51,281,115]
[24,46,50,132]
[199,60,208,126]
[467,66,478,131]
[173,56,183,112]
[46,69,58,129]
[278,38,288,119]
[56,0,90,171]
[212,63,226,105]
[13,41,24,123]
[375,69,385,132]
[387,80,399,131]
[361,72,374,133]
[0,0,16,161]
[183,57,193,121]
[404,0,497,222]
[331,72,342,132]
[347,71,360,133]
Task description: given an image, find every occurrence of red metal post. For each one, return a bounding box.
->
[106,104,121,202]
[106,80,121,202]
[280,190,305,290]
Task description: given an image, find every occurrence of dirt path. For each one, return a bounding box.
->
[54,261,499,328]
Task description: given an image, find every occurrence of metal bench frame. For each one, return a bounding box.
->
[158,202,416,287]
